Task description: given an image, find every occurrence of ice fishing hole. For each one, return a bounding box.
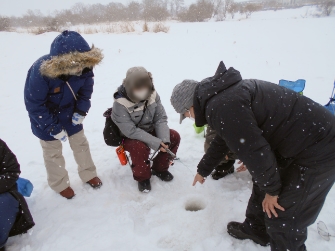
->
[185,198,206,212]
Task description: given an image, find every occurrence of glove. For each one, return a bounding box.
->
[16,177,34,197]
[72,113,85,126]
[51,130,67,142]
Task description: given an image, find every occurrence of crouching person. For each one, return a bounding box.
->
[0,139,34,251]
[24,31,104,199]
[205,125,237,179]
[175,83,245,180]
[111,67,180,192]
[171,61,335,251]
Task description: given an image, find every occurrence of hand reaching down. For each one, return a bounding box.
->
[236,160,247,172]
[192,173,206,186]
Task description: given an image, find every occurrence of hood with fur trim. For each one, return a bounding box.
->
[39,31,103,78]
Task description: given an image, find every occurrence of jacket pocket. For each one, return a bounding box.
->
[47,84,64,105]
[47,93,63,107]
[146,102,157,121]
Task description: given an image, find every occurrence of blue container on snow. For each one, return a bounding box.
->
[16,177,34,197]
[279,79,306,94]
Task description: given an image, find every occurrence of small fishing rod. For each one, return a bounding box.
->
[161,146,195,175]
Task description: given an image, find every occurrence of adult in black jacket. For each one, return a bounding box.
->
[170,61,335,251]
[0,139,35,250]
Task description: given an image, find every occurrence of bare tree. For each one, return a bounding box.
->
[71,3,86,15]
[5,0,260,29]
[126,2,142,21]
[105,3,127,22]
[169,0,176,16]
[45,17,62,31]
[178,0,213,22]
[228,1,238,19]
[143,0,169,21]
[21,9,45,27]
[173,0,185,16]
[319,0,335,16]
[54,9,74,25]
[242,3,262,18]
[0,16,10,31]
[224,0,233,13]
[215,0,238,21]
[212,0,224,18]
[262,0,281,11]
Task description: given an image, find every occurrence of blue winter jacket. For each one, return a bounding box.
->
[24,31,103,141]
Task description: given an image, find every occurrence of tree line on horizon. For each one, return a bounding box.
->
[0,0,334,32]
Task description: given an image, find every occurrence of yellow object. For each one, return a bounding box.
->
[193,124,205,134]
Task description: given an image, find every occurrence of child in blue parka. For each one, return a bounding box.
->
[24,31,103,199]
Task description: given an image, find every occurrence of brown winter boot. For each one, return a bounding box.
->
[87,177,102,188]
[60,187,75,199]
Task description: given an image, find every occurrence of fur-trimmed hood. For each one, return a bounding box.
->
[39,30,103,78]
[40,46,103,78]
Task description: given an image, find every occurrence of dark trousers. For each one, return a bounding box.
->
[0,192,19,248]
[123,129,180,182]
[243,163,335,251]
[216,160,235,172]
[205,125,237,170]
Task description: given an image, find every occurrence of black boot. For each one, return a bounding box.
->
[138,179,151,193]
[227,221,270,247]
[152,170,174,182]
[212,165,234,180]
[0,246,6,251]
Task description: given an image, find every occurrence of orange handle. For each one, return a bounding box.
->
[116,145,128,166]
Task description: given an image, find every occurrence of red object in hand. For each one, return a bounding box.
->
[116,145,128,166]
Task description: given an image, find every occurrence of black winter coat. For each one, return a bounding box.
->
[0,139,35,236]
[195,62,335,196]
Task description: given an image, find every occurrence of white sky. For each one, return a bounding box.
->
[0,0,249,17]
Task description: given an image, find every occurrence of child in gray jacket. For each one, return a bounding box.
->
[112,67,180,192]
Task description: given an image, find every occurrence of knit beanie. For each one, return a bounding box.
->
[170,79,199,123]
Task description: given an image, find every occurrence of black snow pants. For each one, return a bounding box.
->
[243,161,335,251]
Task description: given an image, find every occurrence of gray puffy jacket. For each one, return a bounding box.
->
[112,86,170,150]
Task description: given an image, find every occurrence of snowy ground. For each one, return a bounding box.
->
[0,6,335,251]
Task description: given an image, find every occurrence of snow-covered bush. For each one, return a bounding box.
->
[152,22,170,33]
[143,21,150,32]
[119,22,136,33]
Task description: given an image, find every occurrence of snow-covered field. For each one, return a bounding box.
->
[1,6,335,251]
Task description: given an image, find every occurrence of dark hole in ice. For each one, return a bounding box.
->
[185,199,206,212]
